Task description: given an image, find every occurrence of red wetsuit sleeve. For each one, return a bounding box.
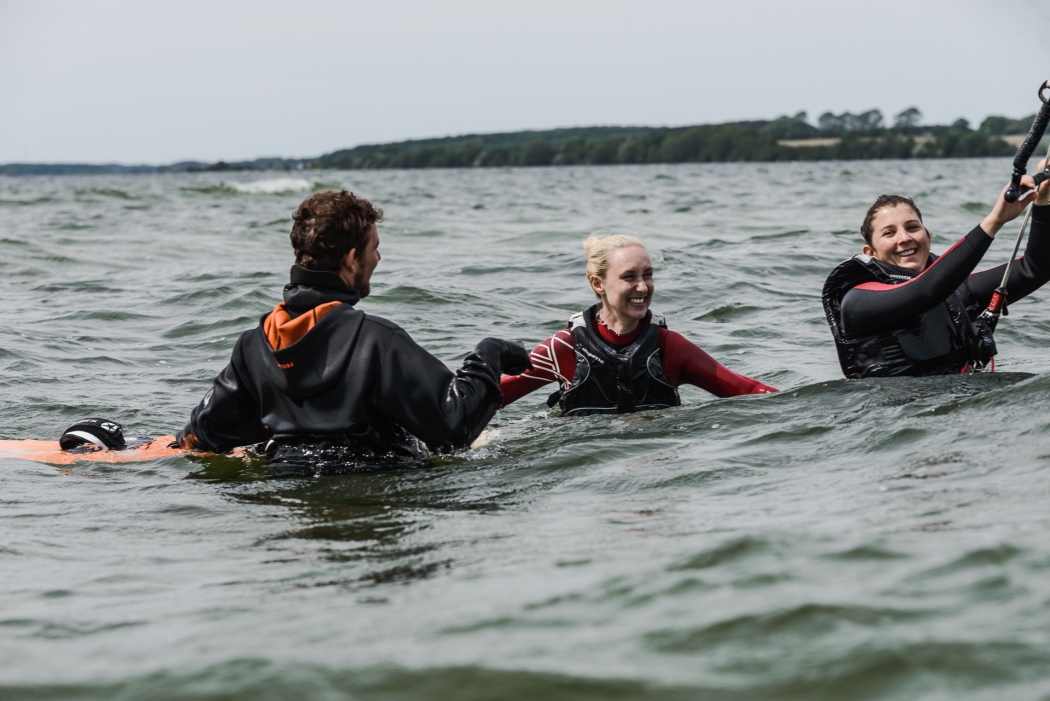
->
[659,328,777,397]
[499,329,577,408]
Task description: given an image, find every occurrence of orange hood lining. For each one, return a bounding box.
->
[264,301,342,351]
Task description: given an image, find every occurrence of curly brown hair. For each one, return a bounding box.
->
[860,194,924,246]
[290,190,384,270]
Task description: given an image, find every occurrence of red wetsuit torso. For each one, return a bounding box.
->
[499,321,777,408]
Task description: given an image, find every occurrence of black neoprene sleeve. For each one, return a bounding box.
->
[176,332,270,451]
[840,225,993,337]
[965,204,1050,307]
[373,332,509,453]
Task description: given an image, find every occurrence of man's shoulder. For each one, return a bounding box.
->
[354,309,426,351]
[357,309,404,334]
[298,302,403,334]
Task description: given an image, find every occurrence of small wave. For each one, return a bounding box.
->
[182,178,313,196]
[310,180,344,191]
[381,285,476,306]
[750,229,810,242]
[695,304,763,323]
[231,178,313,195]
[646,602,931,652]
[74,188,137,200]
[0,196,55,206]
[248,217,292,229]
[669,535,771,571]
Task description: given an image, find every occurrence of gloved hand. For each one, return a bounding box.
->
[473,338,534,376]
[496,339,534,376]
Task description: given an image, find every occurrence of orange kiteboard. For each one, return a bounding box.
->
[0,436,194,465]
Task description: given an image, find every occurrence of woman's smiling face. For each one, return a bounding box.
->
[590,244,654,324]
[862,204,931,271]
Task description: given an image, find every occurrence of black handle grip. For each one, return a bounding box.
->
[1005,80,1050,203]
[1010,169,1050,203]
[1011,101,1050,172]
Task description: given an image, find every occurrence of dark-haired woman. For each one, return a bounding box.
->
[499,233,776,416]
[823,169,1050,378]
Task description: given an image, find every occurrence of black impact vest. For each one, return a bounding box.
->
[822,254,993,378]
[553,305,680,417]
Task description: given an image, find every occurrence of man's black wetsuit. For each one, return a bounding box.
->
[823,205,1050,377]
[177,266,523,455]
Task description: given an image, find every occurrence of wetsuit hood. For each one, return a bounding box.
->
[283,265,360,315]
[255,267,367,401]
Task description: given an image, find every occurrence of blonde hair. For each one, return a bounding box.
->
[583,233,647,299]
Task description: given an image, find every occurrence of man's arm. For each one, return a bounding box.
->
[375,328,525,452]
[176,336,270,451]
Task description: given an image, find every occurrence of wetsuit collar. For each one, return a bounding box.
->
[283,265,361,316]
[861,253,938,281]
[585,304,651,347]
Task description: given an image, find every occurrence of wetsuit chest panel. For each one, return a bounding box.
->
[894,304,955,362]
[559,306,680,416]
[823,256,984,378]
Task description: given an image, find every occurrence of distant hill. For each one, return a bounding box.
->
[314,126,667,169]
[1,109,1039,175]
[0,158,309,176]
[312,111,1022,169]
[0,163,170,175]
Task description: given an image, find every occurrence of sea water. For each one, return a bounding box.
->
[3,160,1050,700]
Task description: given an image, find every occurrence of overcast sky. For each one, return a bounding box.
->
[2,0,1049,164]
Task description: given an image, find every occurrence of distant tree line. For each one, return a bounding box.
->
[314,107,1031,170]
[0,157,310,176]
[1,111,1038,176]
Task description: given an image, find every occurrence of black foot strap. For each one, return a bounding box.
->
[59,418,126,451]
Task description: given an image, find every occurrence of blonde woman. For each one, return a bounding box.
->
[500,234,776,416]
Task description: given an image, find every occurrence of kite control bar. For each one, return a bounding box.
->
[972,89,1050,370]
[1004,80,1050,203]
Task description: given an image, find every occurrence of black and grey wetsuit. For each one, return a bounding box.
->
[823,206,1050,378]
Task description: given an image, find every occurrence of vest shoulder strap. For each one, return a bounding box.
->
[567,308,667,329]
[823,257,880,344]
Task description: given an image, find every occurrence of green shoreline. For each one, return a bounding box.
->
[2,109,1045,176]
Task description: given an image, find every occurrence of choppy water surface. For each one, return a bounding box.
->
[4,160,1050,700]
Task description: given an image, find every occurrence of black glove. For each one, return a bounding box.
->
[497,339,534,376]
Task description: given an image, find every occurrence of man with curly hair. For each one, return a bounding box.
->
[176,190,530,460]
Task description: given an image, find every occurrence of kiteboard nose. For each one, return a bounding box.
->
[59,418,126,452]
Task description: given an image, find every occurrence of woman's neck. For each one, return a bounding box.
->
[597,304,641,335]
